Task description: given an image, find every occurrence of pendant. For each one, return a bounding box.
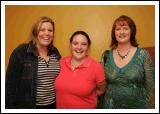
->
[117,49,130,60]
[120,55,127,59]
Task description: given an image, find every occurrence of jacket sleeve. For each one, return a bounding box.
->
[5,44,25,108]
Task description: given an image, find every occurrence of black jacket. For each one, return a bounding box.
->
[5,42,61,108]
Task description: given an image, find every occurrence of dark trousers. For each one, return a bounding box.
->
[36,102,56,109]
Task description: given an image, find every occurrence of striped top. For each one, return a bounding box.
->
[36,55,60,106]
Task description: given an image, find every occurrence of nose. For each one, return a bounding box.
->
[77,44,82,49]
[44,30,49,35]
[120,29,124,34]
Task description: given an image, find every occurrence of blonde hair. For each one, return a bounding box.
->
[29,16,55,46]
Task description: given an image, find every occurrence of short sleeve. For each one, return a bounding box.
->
[95,62,106,83]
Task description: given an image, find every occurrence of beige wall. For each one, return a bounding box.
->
[5,5,155,69]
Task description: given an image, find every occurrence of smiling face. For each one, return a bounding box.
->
[36,22,54,48]
[71,34,89,61]
[115,21,131,45]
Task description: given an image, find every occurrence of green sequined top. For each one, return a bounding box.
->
[98,48,155,109]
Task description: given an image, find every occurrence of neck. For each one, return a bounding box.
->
[37,45,48,57]
[117,43,132,52]
[71,57,86,68]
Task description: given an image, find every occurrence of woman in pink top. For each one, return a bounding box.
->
[55,31,106,109]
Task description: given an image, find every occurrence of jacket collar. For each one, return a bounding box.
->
[26,41,56,56]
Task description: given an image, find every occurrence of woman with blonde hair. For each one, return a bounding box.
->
[6,16,61,109]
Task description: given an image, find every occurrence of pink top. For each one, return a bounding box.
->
[55,56,105,109]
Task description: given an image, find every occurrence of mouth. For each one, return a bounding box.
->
[43,37,50,40]
[74,50,83,54]
[119,35,126,38]
[42,38,51,42]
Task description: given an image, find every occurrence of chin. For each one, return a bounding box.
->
[74,56,86,61]
[117,40,128,44]
[42,42,51,46]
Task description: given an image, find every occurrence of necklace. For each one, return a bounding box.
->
[117,48,130,60]
[71,59,84,69]
[71,60,78,68]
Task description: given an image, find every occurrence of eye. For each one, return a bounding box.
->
[48,29,53,32]
[72,42,78,45]
[115,28,121,31]
[81,43,87,46]
[124,27,129,31]
[39,28,45,31]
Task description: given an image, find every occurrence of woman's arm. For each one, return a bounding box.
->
[144,49,155,108]
[5,44,25,108]
[96,80,106,96]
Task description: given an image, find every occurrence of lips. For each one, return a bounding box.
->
[42,37,50,40]
[42,37,51,42]
[75,51,83,54]
[73,50,84,55]
[43,39,49,41]
[119,34,126,38]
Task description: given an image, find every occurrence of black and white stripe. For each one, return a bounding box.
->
[36,55,60,106]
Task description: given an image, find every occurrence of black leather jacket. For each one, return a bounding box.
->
[5,42,61,108]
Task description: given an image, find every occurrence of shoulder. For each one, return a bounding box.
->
[12,43,29,54]
[53,46,60,54]
[102,50,110,55]
[87,57,102,68]
[102,49,111,58]
[101,49,111,63]
[50,45,61,59]
[9,43,29,61]
[60,56,71,63]
[138,47,150,56]
[136,47,153,63]
[88,57,105,78]
[15,43,28,50]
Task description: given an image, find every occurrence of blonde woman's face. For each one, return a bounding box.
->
[36,22,54,47]
[71,34,89,61]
